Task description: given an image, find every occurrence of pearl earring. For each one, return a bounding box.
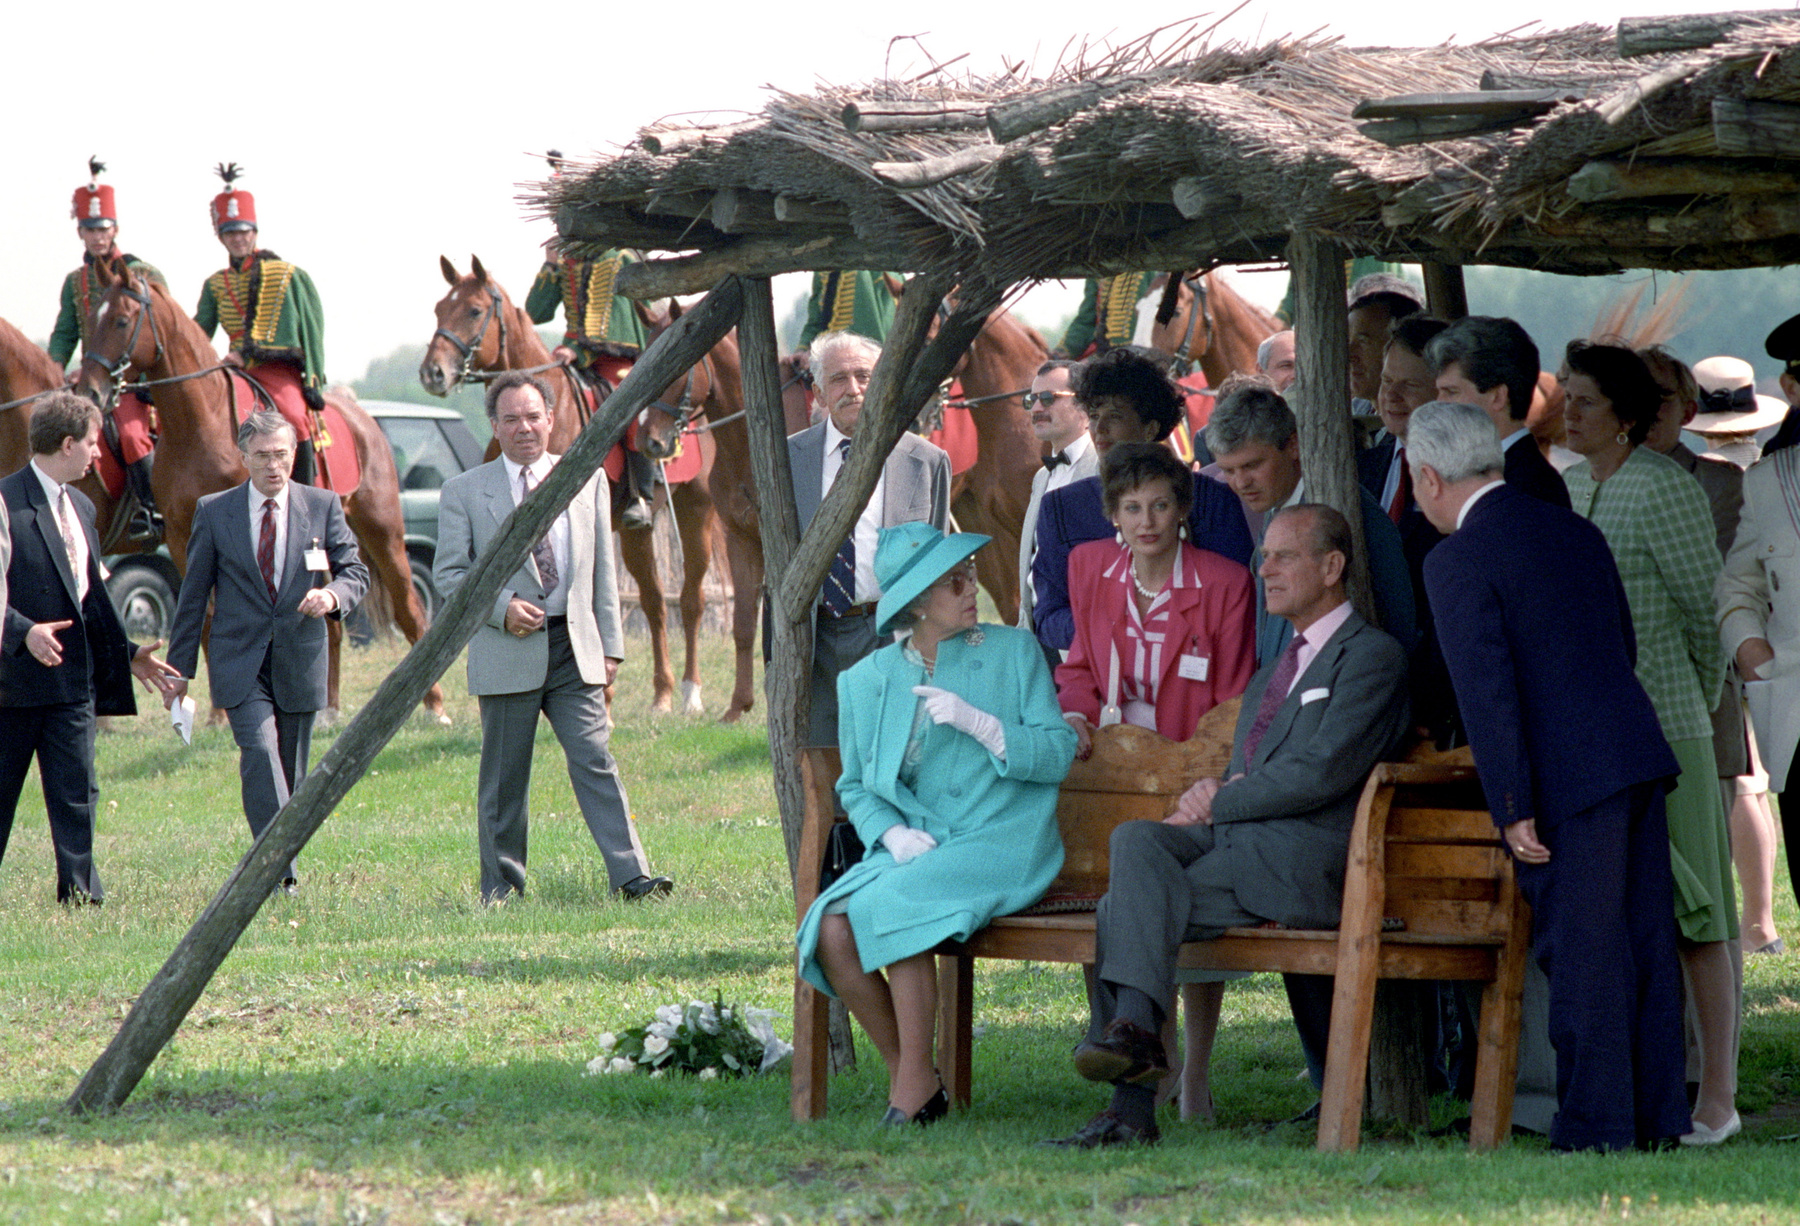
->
[1115,529,1125,547]
[1178,522,1189,541]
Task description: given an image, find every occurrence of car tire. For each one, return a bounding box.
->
[108,561,177,644]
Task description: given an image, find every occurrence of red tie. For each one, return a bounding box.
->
[1388,447,1411,524]
[258,498,279,598]
[1243,635,1305,764]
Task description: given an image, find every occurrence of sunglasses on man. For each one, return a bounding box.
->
[1022,390,1076,408]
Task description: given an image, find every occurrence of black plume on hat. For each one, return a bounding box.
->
[87,155,106,180]
[544,149,566,173]
[214,161,244,185]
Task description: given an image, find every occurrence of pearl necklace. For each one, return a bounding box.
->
[1131,562,1166,601]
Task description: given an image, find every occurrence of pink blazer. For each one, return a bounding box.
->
[1055,539,1256,743]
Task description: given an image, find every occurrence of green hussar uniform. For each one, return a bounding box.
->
[524,249,647,357]
[1060,272,1155,358]
[49,253,167,369]
[525,248,657,524]
[797,270,899,348]
[194,252,328,398]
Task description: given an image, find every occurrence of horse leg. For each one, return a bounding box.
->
[672,485,715,716]
[618,524,676,713]
[344,491,451,725]
[323,617,342,726]
[953,488,1022,625]
[720,524,763,724]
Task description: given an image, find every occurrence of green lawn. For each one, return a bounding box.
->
[0,628,1796,1224]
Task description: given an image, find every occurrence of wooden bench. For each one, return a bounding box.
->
[791,707,1531,1152]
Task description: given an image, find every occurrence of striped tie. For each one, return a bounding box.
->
[257,498,279,599]
[823,439,856,615]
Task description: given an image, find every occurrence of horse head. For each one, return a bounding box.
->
[420,254,511,396]
[76,262,165,410]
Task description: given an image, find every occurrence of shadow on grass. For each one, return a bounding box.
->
[403,946,789,986]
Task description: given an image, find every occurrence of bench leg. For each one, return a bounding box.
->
[790,977,832,1121]
[1468,903,1531,1150]
[937,953,974,1110]
[1317,952,1380,1152]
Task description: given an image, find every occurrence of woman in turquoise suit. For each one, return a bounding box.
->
[796,522,1078,1126]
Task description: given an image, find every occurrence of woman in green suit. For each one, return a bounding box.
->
[796,523,1077,1126]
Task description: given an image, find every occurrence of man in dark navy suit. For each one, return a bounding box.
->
[1408,400,1688,1152]
[1425,317,1570,510]
[1,393,179,903]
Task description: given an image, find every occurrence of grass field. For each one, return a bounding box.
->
[0,626,1796,1224]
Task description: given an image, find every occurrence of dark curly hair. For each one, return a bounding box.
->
[1074,346,1183,441]
[1100,442,1195,519]
[1563,341,1664,446]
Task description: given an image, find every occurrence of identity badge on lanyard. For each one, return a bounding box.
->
[1176,633,1210,682]
[303,536,330,574]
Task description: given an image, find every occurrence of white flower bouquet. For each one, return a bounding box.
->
[584,994,792,1079]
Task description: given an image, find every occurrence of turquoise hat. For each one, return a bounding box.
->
[873,523,990,635]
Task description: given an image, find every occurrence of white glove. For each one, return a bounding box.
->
[879,825,938,864]
[911,685,1007,759]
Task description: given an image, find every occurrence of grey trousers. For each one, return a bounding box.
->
[226,650,308,884]
[806,609,881,749]
[476,622,648,901]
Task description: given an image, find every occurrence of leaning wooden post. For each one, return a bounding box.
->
[1422,262,1469,321]
[1284,233,1373,623]
[68,278,747,1116]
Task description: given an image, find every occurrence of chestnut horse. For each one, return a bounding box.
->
[1148,270,1282,387]
[0,316,60,478]
[74,267,447,723]
[419,257,717,715]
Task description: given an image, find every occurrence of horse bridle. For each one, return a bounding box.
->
[81,275,166,407]
[432,283,509,386]
[642,355,713,448]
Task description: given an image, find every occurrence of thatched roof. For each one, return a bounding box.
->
[537,12,1800,293]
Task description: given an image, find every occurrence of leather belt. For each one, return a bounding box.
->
[821,602,877,620]
[545,614,569,627]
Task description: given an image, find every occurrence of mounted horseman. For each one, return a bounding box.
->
[48,158,165,539]
[1059,273,1156,359]
[193,163,326,489]
[524,150,658,529]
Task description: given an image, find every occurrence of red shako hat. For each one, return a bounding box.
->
[210,162,257,232]
[71,156,116,229]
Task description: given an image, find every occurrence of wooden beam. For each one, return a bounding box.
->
[1617,9,1793,57]
[709,187,782,234]
[1479,69,1599,93]
[1421,263,1468,321]
[871,144,1005,190]
[1171,177,1242,221]
[841,99,988,133]
[987,81,1111,143]
[640,119,762,155]
[1713,97,1800,159]
[1567,157,1800,201]
[612,235,900,298]
[556,202,718,250]
[774,194,852,225]
[1351,89,1578,120]
[1358,114,1538,147]
[66,277,749,1116]
[1284,233,1374,625]
[643,190,713,220]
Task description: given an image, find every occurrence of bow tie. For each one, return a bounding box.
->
[1043,452,1070,471]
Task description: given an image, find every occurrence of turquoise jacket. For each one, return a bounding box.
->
[796,624,1075,993]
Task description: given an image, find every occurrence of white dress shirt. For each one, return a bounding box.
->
[31,459,89,602]
[503,453,574,616]
[821,418,885,602]
[1285,599,1354,701]
[246,482,291,592]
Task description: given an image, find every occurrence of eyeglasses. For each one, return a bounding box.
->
[930,559,980,596]
[1023,390,1075,409]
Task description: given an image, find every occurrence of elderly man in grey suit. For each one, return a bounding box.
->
[1017,358,1095,639]
[436,371,671,904]
[1046,504,1410,1148]
[790,331,950,747]
[166,409,368,893]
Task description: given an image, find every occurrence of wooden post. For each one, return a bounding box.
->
[67,278,747,1116]
[1421,263,1469,321]
[1283,233,1373,622]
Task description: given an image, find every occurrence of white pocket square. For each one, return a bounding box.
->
[1299,687,1330,705]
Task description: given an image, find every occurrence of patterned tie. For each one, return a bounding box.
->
[520,466,559,594]
[54,487,84,600]
[823,439,856,615]
[1242,634,1305,764]
[257,498,279,599]
[1388,446,1411,524]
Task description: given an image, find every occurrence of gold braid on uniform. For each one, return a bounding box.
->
[250,261,295,348]
[1100,275,1137,343]
[828,271,857,333]
[209,267,252,342]
[580,255,620,341]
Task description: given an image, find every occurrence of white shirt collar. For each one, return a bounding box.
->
[29,459,66,507]
[249,480,290,514]
[1500,427,1531,452]
[1455,479,1506,530]
[503,452,559,493]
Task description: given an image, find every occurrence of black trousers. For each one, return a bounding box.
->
[0,700,102,902]
[1515,782,1689,1150]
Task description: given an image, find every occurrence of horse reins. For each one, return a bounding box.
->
[432,283,510,387]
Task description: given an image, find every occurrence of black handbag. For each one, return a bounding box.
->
[819,822,866,891]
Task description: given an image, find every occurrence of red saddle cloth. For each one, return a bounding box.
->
[309,400,362,496]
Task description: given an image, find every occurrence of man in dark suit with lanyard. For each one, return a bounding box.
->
[165,410,368,893]
[1409,400,1689,1152]
[1046,504,1409,1148]
[1,392,179,903]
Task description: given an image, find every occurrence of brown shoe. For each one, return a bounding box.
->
[1072,1018,1169,1086]
[1041,1109,1161,1148]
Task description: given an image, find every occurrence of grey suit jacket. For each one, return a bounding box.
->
[788,425,951,598]
[168,481,368,711]
[1017,441,1099,630]
[1193,609,1409,929]
[435,456,624,696]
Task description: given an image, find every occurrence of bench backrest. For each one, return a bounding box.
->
[1356,765,1513,942]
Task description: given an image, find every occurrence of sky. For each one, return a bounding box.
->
[0,0,1734,381]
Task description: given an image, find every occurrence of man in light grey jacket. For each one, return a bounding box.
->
[436,372,669,904]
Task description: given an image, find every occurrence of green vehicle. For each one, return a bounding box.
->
[104,400,484,642]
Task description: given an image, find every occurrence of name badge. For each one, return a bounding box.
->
[1177,653,1210,682]
[303,539,330,573]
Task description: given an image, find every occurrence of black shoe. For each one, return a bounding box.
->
[879,1084,949,1129]
[280,878,298,897]
[621,497,654,530]
[1265,1100,1321,1131]
[1041,1109,1160,1149]
[617,874,674,900]
[1072,1018,1169,1087]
